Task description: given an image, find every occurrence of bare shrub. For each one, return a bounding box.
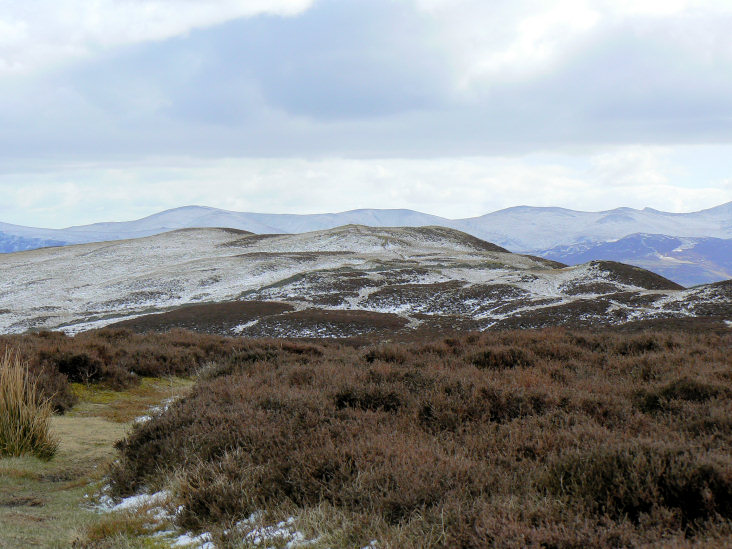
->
[106,327,732,547]
[2,325,729,547]
[636,377,726,413]
[364,345,409,364]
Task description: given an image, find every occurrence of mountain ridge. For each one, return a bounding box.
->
[3,201,730,243]
[2,202,730,285]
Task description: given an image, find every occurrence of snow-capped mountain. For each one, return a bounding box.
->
[0,232,67,254]
[3,202,730,252]
[1,202,730,285]
[460,202,732,252]
[0,226,728,337]
[537,234,732,287]
[0,206,452,250]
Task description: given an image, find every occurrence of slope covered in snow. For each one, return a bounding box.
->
[0,225,727,337]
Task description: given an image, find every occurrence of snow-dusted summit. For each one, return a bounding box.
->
[0,226,728,337]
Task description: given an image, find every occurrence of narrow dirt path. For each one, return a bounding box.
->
[0,377,192,548]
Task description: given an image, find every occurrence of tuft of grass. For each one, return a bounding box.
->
[82,509,173,548]
[0,349,58,460]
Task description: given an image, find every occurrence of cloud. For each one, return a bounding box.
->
[590,147,671,187]
[1,0,731,162]
[412,0,732,90]
[0,0,314,74]
[0,0,730,221]
[1,148,729,228]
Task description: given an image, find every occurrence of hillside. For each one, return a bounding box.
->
[3,202,730,286]
[0,225,728,337]
[537,233,732,286]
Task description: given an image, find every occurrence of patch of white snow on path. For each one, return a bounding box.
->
[232,319,259,334]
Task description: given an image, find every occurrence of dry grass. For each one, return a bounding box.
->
[0,350,58,460]
[69,376,194,423]
[0,377,193,549]
[0,414,128,548]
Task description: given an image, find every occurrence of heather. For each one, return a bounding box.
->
[93,327,732,548]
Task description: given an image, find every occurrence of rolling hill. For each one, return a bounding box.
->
[0,225,728,337]
[2,202,730,285]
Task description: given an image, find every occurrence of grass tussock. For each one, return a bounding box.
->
[96,327,732,548]
[0,349,58,460]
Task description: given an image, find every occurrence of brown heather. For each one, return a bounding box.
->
[4,326,732,547]
[98,327,732,548]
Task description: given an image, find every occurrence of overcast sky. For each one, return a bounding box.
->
[1,0,731,227]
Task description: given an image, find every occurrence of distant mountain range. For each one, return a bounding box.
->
[2,202,730,286]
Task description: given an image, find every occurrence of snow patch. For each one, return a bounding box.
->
[172,532,214,548]
[97,490,170,513]
[232,319,259,334]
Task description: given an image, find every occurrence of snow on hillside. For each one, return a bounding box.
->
[536,234,732,286]
[0,226,727,336]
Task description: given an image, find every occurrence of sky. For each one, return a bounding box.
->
[1,0,731,227]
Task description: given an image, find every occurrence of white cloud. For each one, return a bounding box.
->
[590,146,671,188]
[1,0,731,165]
[599,0,732,17]
[1,147,729,228]
[412,0,732,91]
[0,0,314,74]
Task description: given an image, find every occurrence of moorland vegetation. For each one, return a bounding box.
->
[2,327,731,548]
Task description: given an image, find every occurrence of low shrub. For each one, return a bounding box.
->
[636,377,725,413]
[364,345,409,364]
[334,387,403,412]
[615,334,663,355]
[470,346,535,369]
[2,326,729,547]
[28,363,77,413]
[542,446,732,525]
